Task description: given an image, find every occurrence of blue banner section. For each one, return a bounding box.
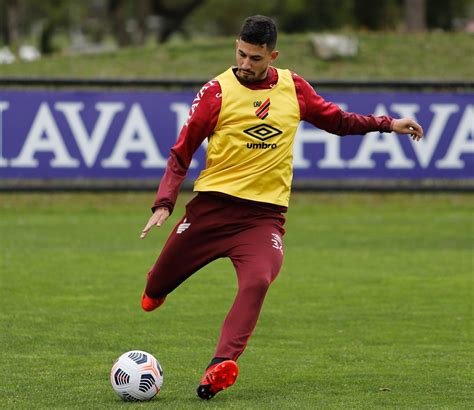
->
[0,90,472,179]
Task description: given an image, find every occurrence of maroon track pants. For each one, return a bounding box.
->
[145,193,285,361]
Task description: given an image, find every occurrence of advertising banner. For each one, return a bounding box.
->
[0,90,472,181]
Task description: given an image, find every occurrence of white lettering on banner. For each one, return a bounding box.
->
[170,102,209,169]
[348,104,414,169]
[293,104,347,169]
[10,103,79,168]
[102,103,167,168]
[55,102,124,167]
[391,103,459,168]
[170,102,189,131]
[1,98,472,174]
[436,104,474,169]
[0,102,9,167]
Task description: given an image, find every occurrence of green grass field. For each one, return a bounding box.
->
[1,32,473,80]
[0,192,472,409]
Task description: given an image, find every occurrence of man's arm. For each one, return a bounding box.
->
[140,80,222,239]
[293,73,423,139]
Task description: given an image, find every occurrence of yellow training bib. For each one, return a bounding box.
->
[194,67,300,207]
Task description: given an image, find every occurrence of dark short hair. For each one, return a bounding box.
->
[238,15,277,50]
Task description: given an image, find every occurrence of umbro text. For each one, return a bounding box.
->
[246,142,277,149]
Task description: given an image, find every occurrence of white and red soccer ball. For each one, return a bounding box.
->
[110,350,163,401]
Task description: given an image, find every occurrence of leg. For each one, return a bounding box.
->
[196,218,284,399]
[144,215,219,299]
[143,196,227,307]
[214,220,285,360]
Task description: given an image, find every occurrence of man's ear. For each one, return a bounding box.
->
[270,50,279,62]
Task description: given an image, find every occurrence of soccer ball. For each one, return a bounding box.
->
[110,350,163,402]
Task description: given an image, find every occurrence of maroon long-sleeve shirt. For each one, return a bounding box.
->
[153,67,394,213]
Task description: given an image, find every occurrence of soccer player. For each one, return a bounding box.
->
[140,15,423,400]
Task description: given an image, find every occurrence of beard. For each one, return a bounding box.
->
[236,68,265,83]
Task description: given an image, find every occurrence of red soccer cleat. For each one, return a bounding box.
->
[141,292,166,312]
[196,360,239,400]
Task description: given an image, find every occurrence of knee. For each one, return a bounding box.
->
[240,273,272,297]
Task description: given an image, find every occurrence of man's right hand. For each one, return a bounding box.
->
[140,207,170,239]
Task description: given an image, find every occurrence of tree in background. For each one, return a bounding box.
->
[0,0,77,54]
[0,0,472,52]
[108,0,131,47]
[427,0,471,30]
[185,0,275,36]
[1,0,21,49]
[106,0,207,46]
[187,0,403,34]
[106,0,207,45]
[186,0,354,36]
[150,0,206,43]
[37,0,72,54]
[353,0,401,30]
[276,0,354,32]
[106,0,153,46]
[404,0,427,32]
[188,0,472,34]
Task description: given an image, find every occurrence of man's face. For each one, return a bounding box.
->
[235,39,279,82]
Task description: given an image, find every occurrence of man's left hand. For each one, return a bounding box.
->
[392,118,424,141]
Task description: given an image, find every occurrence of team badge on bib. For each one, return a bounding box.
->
[255,97,270,120]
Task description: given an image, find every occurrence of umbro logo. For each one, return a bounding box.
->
[243,124,282,150]
[176,218,191,234]
[243,124,282,141]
